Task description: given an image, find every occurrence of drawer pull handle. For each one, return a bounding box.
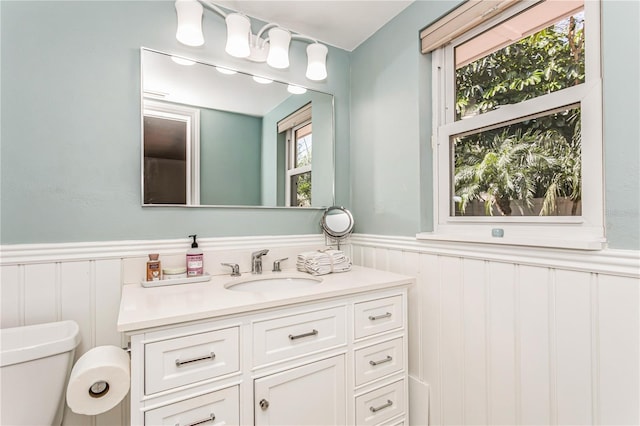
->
[259,398,270,410]
[177,413,215,426]
[175,352,216,367]
[369,355,393,366]
[368,312,392,321]
[370,399,393,413]
[288,329,319,340]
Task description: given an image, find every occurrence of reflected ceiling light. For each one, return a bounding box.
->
[171,56,196,66]
[215,66,237,75]
[175,0,204,46]
[287,85,307,94]
[252,76,273,84]
[306,43,328,81]
[173,0,329,80]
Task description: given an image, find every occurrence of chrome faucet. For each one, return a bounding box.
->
[251,249,269,274]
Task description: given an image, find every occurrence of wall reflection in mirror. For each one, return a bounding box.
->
[141,48,335,208]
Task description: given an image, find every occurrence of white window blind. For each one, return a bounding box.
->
[420,0,523,54]
[277,103,312,133]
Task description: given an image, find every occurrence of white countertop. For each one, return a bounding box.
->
[117,266,414,332]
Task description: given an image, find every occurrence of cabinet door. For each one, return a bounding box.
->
[254,355,346,426]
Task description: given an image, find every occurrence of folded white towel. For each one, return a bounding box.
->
[297,249,352,276]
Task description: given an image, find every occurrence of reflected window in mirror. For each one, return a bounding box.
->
[279,103,312,207]
[143,101,200,205]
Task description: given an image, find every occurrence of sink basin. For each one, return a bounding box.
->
[225,275,322,292]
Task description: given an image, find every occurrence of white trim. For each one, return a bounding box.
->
[0,234,325,265]
[351,234,639,278]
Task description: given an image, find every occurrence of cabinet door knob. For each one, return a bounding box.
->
[259,398,270,410]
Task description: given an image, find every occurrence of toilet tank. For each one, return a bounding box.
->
[1,320,81,426]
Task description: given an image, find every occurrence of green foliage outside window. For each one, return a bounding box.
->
[454,12,585,216]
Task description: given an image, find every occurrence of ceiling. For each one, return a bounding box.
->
[211,0,415,51]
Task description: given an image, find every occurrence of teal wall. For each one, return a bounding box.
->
[349,0,640,250]
[0,0,350,244]
[2,1,638,250]
[200,108,262,205]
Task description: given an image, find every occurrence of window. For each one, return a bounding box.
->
[278,103,313,207]
[423,0,604,249]
[287,122,313,207]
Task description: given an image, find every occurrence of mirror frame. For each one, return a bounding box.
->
[140,47,336,209]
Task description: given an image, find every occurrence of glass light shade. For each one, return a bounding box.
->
[306,43,328,80]
[266,27,291,69]
[175,0,204,46]
[225,13,251,58]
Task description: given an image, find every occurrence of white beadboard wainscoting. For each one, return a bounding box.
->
[0,234,327,426]
[350,234,640,426]
[2,233,638,426]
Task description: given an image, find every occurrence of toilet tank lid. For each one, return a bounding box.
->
[0,320,81,367]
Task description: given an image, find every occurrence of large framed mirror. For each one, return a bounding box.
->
[140,47,335,208]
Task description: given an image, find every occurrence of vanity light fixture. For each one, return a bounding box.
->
[174,0,328,81]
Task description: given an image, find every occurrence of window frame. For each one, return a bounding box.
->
[419,0,605,249]
[285,120,313,207]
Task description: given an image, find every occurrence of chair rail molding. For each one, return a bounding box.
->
[350,234,640,278]
[0,234,325,266]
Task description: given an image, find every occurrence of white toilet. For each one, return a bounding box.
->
[0,320,81,426]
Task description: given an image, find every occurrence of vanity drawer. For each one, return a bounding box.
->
[355,380,405,426]
[354,295,403,339]
[253,306,346,366]
[355,337,404,386]
[144,385,239,426]
[145,327,239,395]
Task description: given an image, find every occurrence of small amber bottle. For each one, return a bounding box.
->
[146,254,162,281]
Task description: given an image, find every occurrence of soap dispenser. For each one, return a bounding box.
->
[186,234,204,276]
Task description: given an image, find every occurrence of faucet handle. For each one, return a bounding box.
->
[221,263,241,276]
[272,257,289,272]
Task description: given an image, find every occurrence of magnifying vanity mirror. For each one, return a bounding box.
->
[140,48,335,208]
[321,206,354,247]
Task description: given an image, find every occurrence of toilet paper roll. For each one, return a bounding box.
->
[66,345,130,415]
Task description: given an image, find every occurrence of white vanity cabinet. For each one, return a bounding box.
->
[123,269,411,426]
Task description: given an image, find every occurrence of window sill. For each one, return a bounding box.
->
[416,231,606,251]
